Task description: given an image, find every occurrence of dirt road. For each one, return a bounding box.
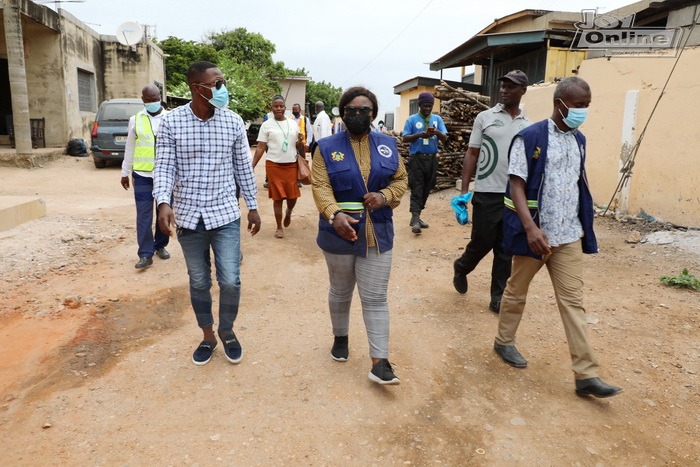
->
[0,156,698,465]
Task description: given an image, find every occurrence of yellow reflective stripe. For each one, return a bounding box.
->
[337,202,365,211]
[504,197,538,210]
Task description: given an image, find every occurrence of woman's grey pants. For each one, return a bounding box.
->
[322,248,393,358]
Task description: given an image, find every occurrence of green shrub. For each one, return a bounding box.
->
[660,269,700,291]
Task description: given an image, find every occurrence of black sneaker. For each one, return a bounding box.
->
[219,331,243,364]
[368,359,400,385]
[192,340,217,366]
[331,335,348,361]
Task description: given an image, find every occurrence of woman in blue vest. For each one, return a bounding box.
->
[311,86,408,385]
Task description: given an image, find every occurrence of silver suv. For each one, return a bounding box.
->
[90,98,143,168]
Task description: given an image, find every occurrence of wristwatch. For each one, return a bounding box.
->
[328,210,342,224]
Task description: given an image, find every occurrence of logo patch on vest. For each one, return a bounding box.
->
[377,145,392,158]
[331,151,344,161]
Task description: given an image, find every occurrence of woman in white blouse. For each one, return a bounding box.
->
[253,95,304,238]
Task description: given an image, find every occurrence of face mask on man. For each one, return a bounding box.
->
[207,85,229,109]
[144,101,161,114]
[343,114,371,134]
[558,98,588,129]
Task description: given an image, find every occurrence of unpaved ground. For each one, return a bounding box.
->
[0,155,699,465]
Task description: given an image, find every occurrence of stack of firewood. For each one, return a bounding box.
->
[392,81,490,191]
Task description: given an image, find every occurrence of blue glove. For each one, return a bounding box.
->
[450,192,473,225]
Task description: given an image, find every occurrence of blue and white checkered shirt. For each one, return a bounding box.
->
[153,103,258,230]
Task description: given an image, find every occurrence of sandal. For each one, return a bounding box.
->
[274,229,284,238]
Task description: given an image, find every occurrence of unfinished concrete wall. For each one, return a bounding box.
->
[59,11,103,144]
[100,38,165,101]
[22,18,63,147]
[520,48,700,228]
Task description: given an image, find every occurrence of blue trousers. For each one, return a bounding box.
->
[133,172,169,258]
[177,218,242,332]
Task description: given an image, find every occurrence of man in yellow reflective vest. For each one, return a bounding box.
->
[120,84,170,269]
[291,103,312,154]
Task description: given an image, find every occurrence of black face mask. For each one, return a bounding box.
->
[343,114,371,135]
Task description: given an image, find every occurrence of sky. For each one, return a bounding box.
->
[45,0,633,118]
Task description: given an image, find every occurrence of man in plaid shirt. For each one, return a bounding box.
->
[154,61,261,366]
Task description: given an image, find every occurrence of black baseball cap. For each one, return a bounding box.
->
[498,70,529,86]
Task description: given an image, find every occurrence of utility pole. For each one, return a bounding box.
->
[3,0,33,154]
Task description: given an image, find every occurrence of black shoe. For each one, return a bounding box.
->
[135,257,153,269]
[493,341,528,368]
[218,331,243,364]
[418,218,429,228]
[155,247,170,260]
[410,214,422,234]
[331,335,348,362]
[368,359,400,385]
[192,340,217,366]
[575,377,622,398]
[452,260,467,294]
[489,300,501,313]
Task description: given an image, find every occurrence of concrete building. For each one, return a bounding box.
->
[423,0,700,227]
[0,0,165,163]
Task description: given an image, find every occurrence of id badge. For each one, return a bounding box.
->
[422,138,429,145]
[282,141,289,152]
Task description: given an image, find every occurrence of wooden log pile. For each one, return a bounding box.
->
[394,80,491,191]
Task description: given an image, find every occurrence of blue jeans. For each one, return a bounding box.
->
[177,218,241,332]
[133,172,169,258]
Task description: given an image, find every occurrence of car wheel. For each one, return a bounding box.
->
[94,158,106,168]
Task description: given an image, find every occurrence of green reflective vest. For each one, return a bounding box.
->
[133,111,156,172]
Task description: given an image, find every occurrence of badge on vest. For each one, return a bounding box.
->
[532,147,541,160]
[377,145,392,158]
[331,151,344,161]
[416,121,424,129]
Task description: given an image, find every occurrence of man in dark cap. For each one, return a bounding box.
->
[402,91,448,234]
[452,70,531,314]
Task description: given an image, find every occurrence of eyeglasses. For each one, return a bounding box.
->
[344,106,373,116]
[195,79,226,90]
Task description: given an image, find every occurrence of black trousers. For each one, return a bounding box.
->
[408,154,438,214]
[454,192,512,303]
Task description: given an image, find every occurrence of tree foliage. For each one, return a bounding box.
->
[158,29,342,122]
[157,37,221,85]
[306,80,343,114]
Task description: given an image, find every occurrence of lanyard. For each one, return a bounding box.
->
[274,118,290,152]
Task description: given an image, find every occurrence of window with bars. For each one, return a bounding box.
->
[77,69,95,112]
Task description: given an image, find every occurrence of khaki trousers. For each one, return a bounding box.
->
[496,240,600,379]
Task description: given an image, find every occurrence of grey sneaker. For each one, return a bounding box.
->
[368,359,400,385]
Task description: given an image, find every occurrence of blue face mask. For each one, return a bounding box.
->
[208,85,229,109]
[144,101,161,114]
[558,99,588,129]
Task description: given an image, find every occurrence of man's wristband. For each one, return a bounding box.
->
[379,191,388,205]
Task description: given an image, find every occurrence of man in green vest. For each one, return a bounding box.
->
[120,84,170,269]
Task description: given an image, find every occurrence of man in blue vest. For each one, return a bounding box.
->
[402,92,448,234]
[494,77,622,398]
[121,84,170,270]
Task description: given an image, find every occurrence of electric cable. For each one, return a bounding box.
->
[340,0,434,87]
